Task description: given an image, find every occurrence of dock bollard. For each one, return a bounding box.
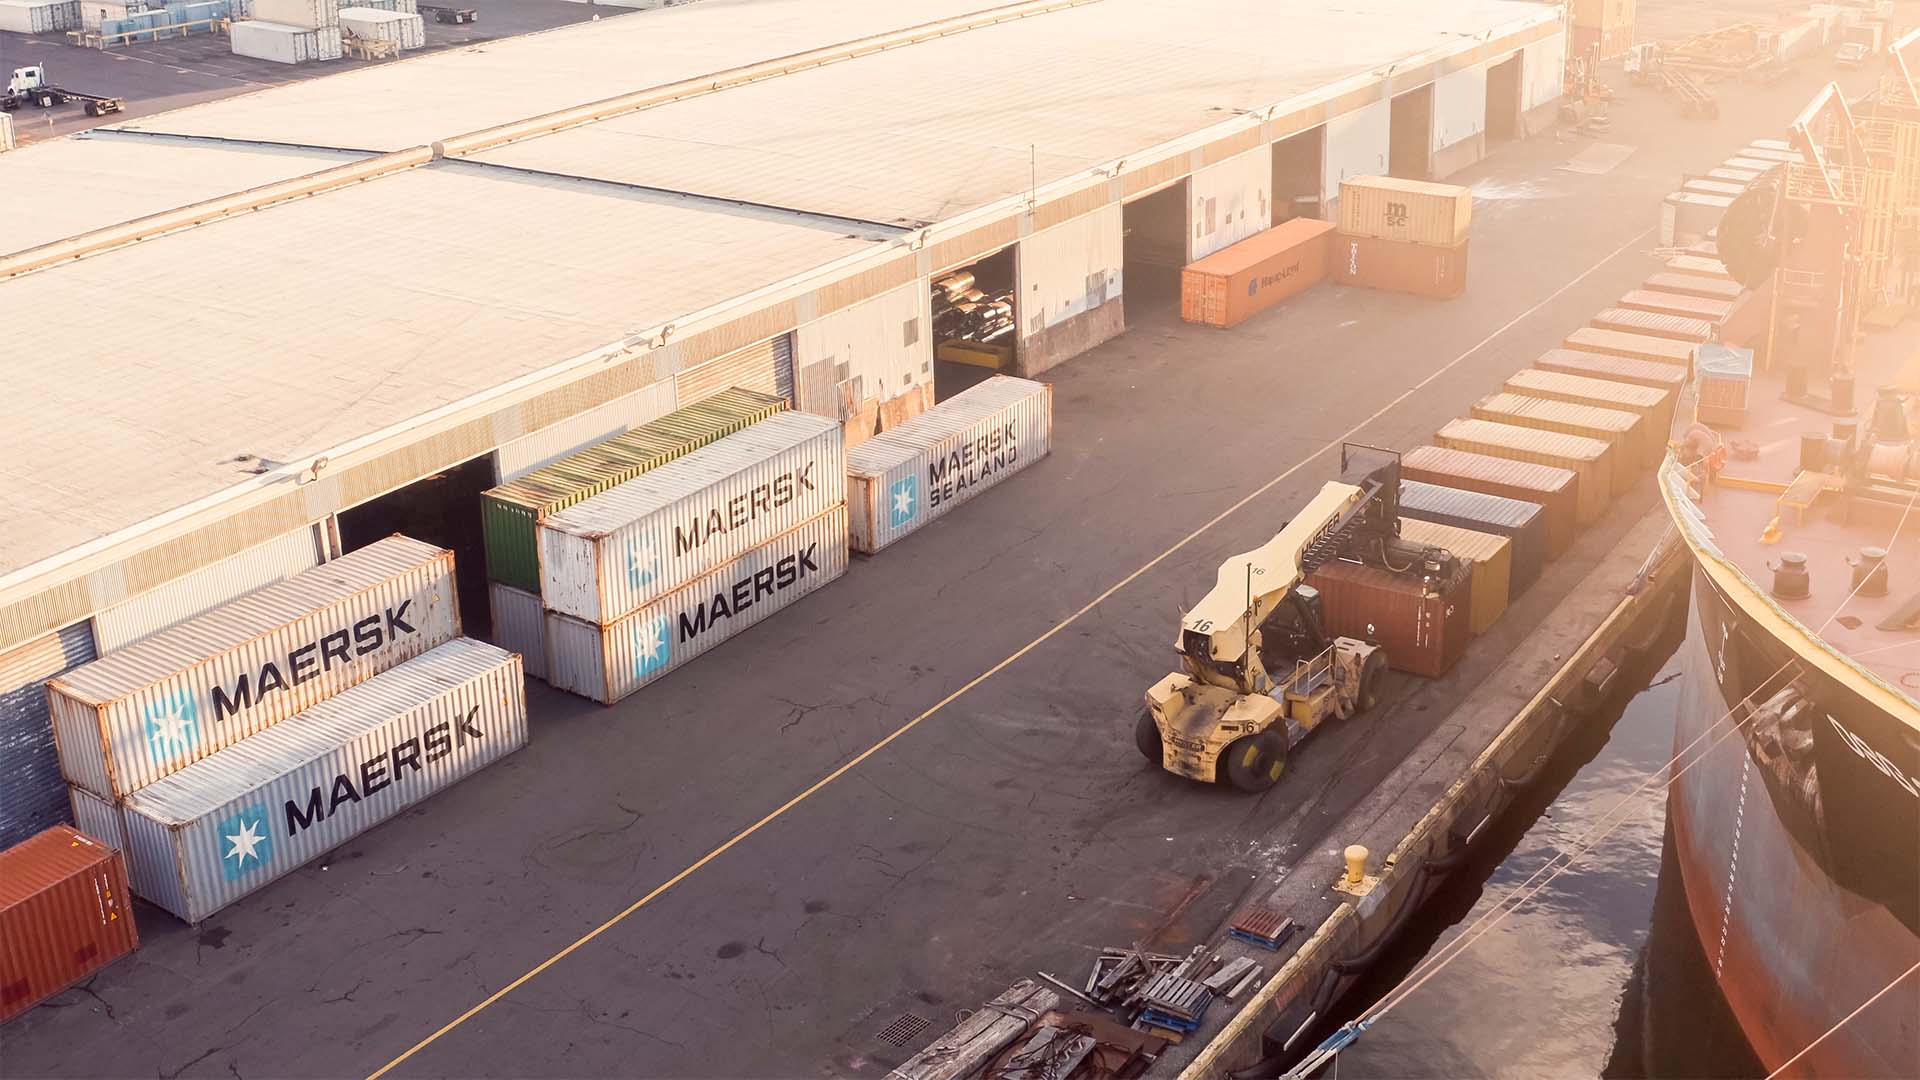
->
[1344,845,1369,884]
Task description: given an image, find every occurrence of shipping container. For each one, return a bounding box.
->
[1615,288,1733,323]
[120,640,525,923]
[0,0,80,32]
[1398,480,1549,594]
[1305,559,1471,678]
[847,375,1053,553]
[248,0,331,27]
[93,527,324,652]
[1502,367,1673,462]
[1533,347,1690,401]
[1399,445,1578,559]
[1681,179,1748,199]
[1337,176,1473,246]
[482,387,786,594]
[1589,307,1714,344]
[1332,235,1468,299]
[228,19,334,63]
[0,826,137,1023]
[1642,272,1742,301]
[1398,519,1511,635]
[68,785,125,851]
[539,411,843,625]
[1696,343,1754,428]
[1722,157,1776,173]
[1179,219,1334,328]
[487,584,545,682]
[1706,166,1762,184]
[1562,327,1697,369]
[1665,254,1733,280]
[1469,391,1642,487]
[2,622,97,850]
[1435,417,1612,523]
[545,507,848,704]
[1660,192,1733,247]
[337,5,421,48]
[48,537,457,801]
[1737,147,1805,164]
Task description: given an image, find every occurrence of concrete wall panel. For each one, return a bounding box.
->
[1190,146,1271,261]
[1322,98,1390,202]
[793,280,931,419]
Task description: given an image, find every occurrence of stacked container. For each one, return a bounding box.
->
[538,411,848,704]
[1434,418,1613,523]
[1307,559,1472,678]
[846,376,1053,553]
[1398,480,1549,594]
[1332,176,1472,299]
[0,826,137,1022]
[1398,519,1511,635]
[1179,219,1335,328]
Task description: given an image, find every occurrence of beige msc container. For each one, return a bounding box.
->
[1503,368,1673,462]
[1337,176,1472,246]
[1563,327,1697,369]
[1470,392,1642,490]
[1436,418,1612,523]
[1398,519,1510,635]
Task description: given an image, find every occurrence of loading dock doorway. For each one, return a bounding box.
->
[1389,85,1433,180]
[1271,126,1326,224]
[1121,179,1189,323]
[1486,54,1523,143]
[931,246,1017,402]
[337,455,496,638]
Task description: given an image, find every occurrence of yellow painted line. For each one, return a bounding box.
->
[366,225,1657,1079]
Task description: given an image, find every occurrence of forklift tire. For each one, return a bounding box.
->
[1222,730,1286,793]
[1134,708,1163,763]
[1359,651,1389,712]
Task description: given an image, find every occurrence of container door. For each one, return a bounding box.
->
[674,334,795,407]
[0,622,98,848]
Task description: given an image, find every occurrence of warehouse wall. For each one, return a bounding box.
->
[793,280,932,428]
[1190,146,1272,261]
[1016,203,1124,377]
[493,380,679,482]
[1430,64,1489,178]
[1322,98,1390,210]
[1523,32,1566,134]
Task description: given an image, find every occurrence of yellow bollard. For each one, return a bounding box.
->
[1344,844,1369,885]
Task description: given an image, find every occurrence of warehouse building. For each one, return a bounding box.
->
[0,0,1565,844]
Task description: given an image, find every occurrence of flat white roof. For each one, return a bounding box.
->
[474,0,1552,226]
[1,162,885,576]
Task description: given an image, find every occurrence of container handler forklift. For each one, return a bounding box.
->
[1137,445,1458,792]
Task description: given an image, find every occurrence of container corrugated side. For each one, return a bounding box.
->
[1615,289,1733,324]
[1436,417,1612,523]
[1399,444,1578,558]
[487,584,546,682]
[0,826,137,1023]
[1470,391,1641,487]
[47,536,457,801]
[1533,348,1691,396]
[119,640,525,924]
[1563,327,1697,368]
[1398,519,1510,635]
[1641,272,1742,301]
[481,387,787,593]
[1306,560,1471,678]
[545,507,848,705]
[68,785,126,851]
[1398,479,1548,595]
[1336,176,1472,246]
[93,527,323,653]
[1180,219,1334,327]
[1503,368,1673,463]
[846,376,1052,553]
[1590,307,1715,344]
[539,412,844,625]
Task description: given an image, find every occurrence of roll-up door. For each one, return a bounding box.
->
[673,334,794,406]
[0,621,97,848]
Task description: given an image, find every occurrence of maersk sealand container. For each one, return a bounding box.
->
[48,537,458,800]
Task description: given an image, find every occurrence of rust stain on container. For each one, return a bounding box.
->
[1306,560,1471,678]
[1332,234,1468,299]
[1400,444,1578,559]
[0,825,138,1023]
[1398,519,1511,636]
[1180,219,1334,328]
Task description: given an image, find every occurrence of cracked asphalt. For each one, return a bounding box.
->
[1,44,1868,1080]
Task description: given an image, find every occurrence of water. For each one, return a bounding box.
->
[1325,619,1765,1079]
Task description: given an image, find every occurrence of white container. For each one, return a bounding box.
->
[120,639,526,923]
[338,5,421,48]
[81,1,134,31]
[94,527,323,652]
[1660,192,1735,246]
[846,375,1052,553]
[488,583,546,682]
[230,19,335,62]
[546,507,848,705]
[0,0,81,32]
[539,411,844,625]
[313,23,342,59]
[70,784,126,851]
[48,536,457,800]
[248,0,331,27]
[0,112,14,154]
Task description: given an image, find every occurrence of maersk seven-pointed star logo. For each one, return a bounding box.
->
[889,475,919,528]
[217,805,273,880]
[144,688,200,764]
[627,530,663,592]
[632,615,672,678]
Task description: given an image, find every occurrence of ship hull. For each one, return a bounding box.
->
[1669,563,1919,1078]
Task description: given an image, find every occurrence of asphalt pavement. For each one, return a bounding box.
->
[0,43,1889,1080]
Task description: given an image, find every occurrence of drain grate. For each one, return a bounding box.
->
[875,1012,932,1048]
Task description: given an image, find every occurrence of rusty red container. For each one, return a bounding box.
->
[1,825,138,1024]
[1332,234,1468,299]
[1306,560,1472,678]
[1180,218,1335,328]
[1399,444,1578,559]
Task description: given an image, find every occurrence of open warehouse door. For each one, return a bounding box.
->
[1272,125,1326,223]
[335,455,496,638]
[1390,84,1434,180]
[1121,178,1189,321]
[1486,52,1523,144]
[930,246,1017,401]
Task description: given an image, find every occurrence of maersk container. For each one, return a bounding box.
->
[119,640,525,923]
[1399,444,1578,558]
[1589,307,1714,344]
[1397,519,1510,635]
[545,507,848,704]
[69,784,126,851]
[487,583,546,682]
[1436,417,1612,523]
[482,387,787,594]
[1503,368,1673,463]
[1398,480,1549,595]
[47,536,457,801]
[1306,559,1472,678]
[1562,327,1697,369]
[539,411,843,625]
[847,375,1052,553]
[1469,391,1642,487]
[0,826,138,1024]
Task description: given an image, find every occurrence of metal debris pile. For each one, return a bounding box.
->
[932,271,1015,346]
[1036,943,1264,1045]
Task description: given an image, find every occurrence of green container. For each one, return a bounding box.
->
[481,387,788,592]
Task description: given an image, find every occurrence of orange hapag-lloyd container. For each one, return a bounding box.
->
[1180,219,1335,328]
[1435,417,1614,523]
[1,826,138,1023]
[1563,327,1697,369]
